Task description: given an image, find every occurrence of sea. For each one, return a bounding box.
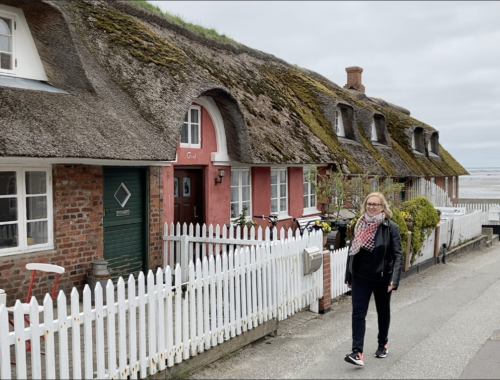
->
[459,168,500,199]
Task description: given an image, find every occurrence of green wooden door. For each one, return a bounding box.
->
[103,167,146,280]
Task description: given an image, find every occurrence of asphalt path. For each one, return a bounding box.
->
[192,243,500,379]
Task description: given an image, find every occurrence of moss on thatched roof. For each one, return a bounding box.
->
[0,0,467,176]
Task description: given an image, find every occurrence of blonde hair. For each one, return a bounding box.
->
[361,192,393,219]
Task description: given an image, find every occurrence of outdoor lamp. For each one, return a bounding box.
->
[215,168,225,185]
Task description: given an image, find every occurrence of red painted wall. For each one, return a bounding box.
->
[289,167,305,218]
[163,104,230,228]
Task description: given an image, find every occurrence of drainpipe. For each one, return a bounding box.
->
[442,243,447,264]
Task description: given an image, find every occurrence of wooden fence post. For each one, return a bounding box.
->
[404,231,412,271]
[434,225,440,258]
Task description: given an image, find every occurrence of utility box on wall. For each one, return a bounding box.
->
[303,246,323,275]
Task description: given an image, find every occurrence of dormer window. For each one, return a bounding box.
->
[180,106,201,148]
[335,104,356,140]
[428,132,439,157]
[334,110,345,137]
[371,114,389,145]
[0,16,13,72]
[0,4,48,83]
[412,127,424,154]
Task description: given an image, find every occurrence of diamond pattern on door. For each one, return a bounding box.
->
[114,183,131,207]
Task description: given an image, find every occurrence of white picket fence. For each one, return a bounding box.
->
[410,210,483,267]
[456,202,500,225]
[0,229,323,380]
[412,229,436,266]
[408,178,453,207]
[330,247,349,299]
[438,210,483,250]
[164,223,300,282]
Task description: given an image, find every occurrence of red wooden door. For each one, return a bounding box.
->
[173,169,204,227]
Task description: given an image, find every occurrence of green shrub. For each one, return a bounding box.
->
[391,206,408,258]
[400,196,438,263]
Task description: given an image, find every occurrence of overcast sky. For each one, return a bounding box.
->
[151,1,500,169]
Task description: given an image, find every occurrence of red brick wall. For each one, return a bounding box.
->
[148,166,164,271]
[319,252,331,313]
[0,164,104,305]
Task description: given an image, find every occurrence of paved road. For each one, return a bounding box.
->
[192,243,500,379]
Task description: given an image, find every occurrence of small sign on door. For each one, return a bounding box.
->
[116,210,130,216]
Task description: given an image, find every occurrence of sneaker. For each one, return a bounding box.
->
[345,351,364,366]
[375,344,388,358]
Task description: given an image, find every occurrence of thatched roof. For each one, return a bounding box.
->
[0,0,467,176]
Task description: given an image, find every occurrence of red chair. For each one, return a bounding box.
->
[7,263,65,353]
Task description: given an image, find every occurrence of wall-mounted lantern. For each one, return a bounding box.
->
[214,168,225,185]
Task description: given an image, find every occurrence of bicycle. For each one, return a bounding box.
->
[293,217,321,237]
[253,214,279,240]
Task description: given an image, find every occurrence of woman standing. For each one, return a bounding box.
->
[344,192,403,367]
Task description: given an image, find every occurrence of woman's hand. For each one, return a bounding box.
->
[388,283,396,292]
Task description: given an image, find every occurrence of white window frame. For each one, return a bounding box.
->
[271,168,288,216]
[445,177,449,196]
[334,109,345,137]
[303,167,319,215]
[230,168,252,221]
[180,105,201,148]
[0,10,15,74]
[452,176,456,198]
[0,166,53,256]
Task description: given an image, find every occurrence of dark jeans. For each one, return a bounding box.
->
[351,275,392,353]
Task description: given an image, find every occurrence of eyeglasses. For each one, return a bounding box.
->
[366,203,382,208]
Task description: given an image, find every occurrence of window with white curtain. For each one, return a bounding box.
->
[230,168,251,219]
[334,110,345,137]
[180,105,201,148]
[0,167,53,255]
[271,168,287,215]
[303,168,316,212]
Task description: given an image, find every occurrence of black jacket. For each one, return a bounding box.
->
[345,218,403,289]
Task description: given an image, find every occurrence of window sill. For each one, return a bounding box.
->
[372,141,389,147]
[276,214,293,221]
[0,247,56,258]
[302,208,321,216]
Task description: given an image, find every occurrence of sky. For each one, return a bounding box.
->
[150,1,500,169]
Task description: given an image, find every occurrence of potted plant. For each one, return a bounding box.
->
[312,220,332,247]
[400,210,415,230]
[231,206,258,238]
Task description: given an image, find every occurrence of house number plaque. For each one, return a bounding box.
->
[116,210,130,216]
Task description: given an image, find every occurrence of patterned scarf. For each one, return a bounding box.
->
[349,212,385,256]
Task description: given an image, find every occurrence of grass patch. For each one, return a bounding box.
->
[130,1,236,43]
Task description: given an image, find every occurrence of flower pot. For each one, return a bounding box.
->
[322,233,328,248]
[405,220,413,230]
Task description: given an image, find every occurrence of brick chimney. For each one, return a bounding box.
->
[343,66,365,93]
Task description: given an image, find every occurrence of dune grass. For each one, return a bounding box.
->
[130,1,235,43]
